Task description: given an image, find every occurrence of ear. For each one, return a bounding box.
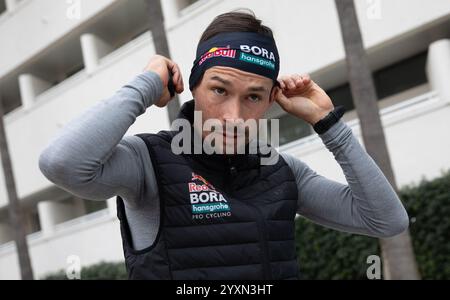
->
[269,85,279,104]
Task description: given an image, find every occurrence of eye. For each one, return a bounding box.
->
[213,87,226,96]
[248,94,261,102]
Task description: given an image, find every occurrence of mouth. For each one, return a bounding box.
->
[204,130,246,140]
[222,131,249,140]
[222,132,238,139]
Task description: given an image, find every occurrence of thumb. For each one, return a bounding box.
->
[275,88,292,113]
[155,88,171,108]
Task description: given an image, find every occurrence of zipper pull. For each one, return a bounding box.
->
[230,165,237,176]
[227,157,238,177]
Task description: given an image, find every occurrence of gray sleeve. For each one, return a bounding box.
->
[281,120,410,238]
[38,71,164,207]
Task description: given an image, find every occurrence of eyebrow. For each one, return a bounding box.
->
[210,75,268,93]
[247,86,268,93]
[210,76,231,86]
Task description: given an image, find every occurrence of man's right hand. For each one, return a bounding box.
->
[144,55,184,107]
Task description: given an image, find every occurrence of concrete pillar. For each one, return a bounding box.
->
[426,39,450,104]
[37,199,85,234]
[80,33,114,74]
[5,0,20,12]
[38,201,58,235]
[18,74,51,109]
[107,198,117,217]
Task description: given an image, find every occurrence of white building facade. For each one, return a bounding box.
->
[0,0,449,279]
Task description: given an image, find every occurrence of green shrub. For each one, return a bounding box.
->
[400,171,450,279]
[42,261,127,280]
[296,170,450,279]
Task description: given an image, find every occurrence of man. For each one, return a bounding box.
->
[39,11,409,280]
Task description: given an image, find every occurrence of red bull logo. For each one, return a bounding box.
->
[191,172,216,191]
[188,172,231,219]
[198,47,237,66]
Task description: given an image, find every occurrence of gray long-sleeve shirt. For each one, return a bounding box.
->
[39,71,409,251]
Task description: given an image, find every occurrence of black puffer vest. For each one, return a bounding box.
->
[117,100,299,280]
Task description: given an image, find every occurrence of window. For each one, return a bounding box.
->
[374,51,428,99]
[327,83,354,112]
[24,206,41,235]
[330,51,429,111]
[0,86,22,115]
[84,200,108,215]
[55,196,107,224]
[275,114,312,145]
[179,0,202,15]
[181,0,200,9]
[50,63,85,87]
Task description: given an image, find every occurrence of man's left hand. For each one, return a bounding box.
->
[275,74,334,125]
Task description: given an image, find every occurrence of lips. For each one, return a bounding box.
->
[221,128,246,138]
[222,132,239,139]
[223,132,249,141]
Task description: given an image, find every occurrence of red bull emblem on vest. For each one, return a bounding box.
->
[189,172,232,219]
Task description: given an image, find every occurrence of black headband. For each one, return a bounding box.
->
[189,32,280,91]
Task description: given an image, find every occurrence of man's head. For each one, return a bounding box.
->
[189,11,280,145]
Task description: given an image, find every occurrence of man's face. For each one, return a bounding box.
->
[192,66,276,151]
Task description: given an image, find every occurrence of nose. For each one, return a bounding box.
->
[221,97,242,123]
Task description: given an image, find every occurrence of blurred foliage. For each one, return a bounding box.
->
[296,170,450,279]
[42,261,127,280]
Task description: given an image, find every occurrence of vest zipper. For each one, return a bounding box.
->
[226,157,272,280]
[248,203,272,280]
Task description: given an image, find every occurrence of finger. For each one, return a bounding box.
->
[275,89,292,112]
[165,59,179,83]
[278,76,289,89]
[302,74,311,84]
[176,78,184,94]
[286,77,296,89]
[293,74,302,81]
[155,89,170,107]
[162,59,175,87]
[180,71,185,92]
[170,61,180,83]
[165,60,183,94]
[293,74,304,87]
[173,64,184,93]
[277,79,286,90]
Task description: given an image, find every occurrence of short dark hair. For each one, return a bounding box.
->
[199,10,274,44]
